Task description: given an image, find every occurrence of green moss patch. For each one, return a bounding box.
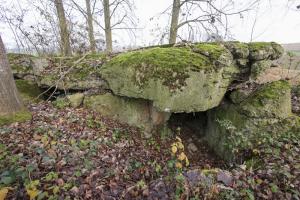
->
[100,43,238,112]
[0,110,32,126]
[102,45,227,89]
[246,81,290,104]
[193,43,228,60]
[248,42,272,50]
[15,80,43,104]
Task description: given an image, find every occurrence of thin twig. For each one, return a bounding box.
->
[36,54,88,100]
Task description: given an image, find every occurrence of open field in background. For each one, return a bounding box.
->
[282,43,300,52]
[257,67,300,85]
[263,43,300,87]
[273,43,300,70]
[290,51,300,56]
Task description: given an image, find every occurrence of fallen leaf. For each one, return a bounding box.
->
[175,162,182,169]
[171,146,177,154]
[0,188,9,200]
[26,188,39,200]
[178,152,186,161]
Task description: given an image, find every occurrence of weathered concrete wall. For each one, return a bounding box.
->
[205,81,299,162]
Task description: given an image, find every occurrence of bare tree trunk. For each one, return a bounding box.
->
[169,0,181,44]
[0,36,23,115]
[103,0,113,53]
[85,0,96,52]
[55,0,72,56]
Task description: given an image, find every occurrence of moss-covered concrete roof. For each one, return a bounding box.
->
[102,43,233,90]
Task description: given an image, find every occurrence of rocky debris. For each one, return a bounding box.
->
[292,95,300,113]
[292,85,300,114]
[147,168,235,199]
[52,93,85,109]
[67,93,85,108]
[148,179,170,200]
[216,170,233,186]
[187,142,198,153]
[184,169,215,188]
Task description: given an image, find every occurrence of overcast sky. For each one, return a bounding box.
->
[134,0,300,45]
[1,0,300,49]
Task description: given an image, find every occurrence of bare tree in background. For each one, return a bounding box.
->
[54,0,72,56]
[70,0,97,52]
[0,0,137,54]
[103,0,112,53]
[69,0,137,53]
[0,36,24,115]
[85,0,96,52]
[168,0,260,44]
[102,0,137,53]
[169,0,181,44]
[0,2,43,53]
